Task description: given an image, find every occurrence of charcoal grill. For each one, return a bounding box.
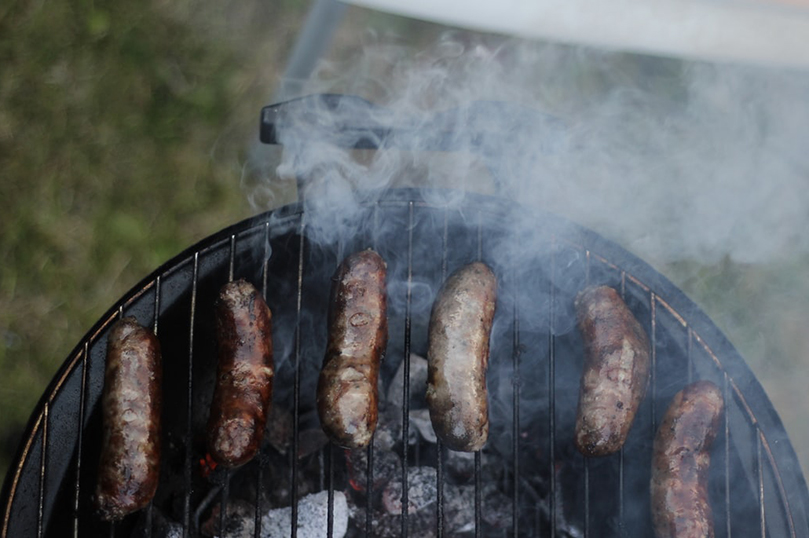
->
[2,96,809,538]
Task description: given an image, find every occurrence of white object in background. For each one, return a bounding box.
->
[345,0,809,69]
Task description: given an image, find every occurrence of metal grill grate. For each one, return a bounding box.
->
[2,189,808,537]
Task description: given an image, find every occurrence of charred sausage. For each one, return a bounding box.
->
[317,249,388,448]
[574,285,651,457]
[651,380,724,538]
[426,262,497,452]
[207,279,274,467]
[95,317,162,521]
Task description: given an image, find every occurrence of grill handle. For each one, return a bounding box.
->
[259,93,566,196]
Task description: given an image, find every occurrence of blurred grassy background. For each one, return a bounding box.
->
[2,0,808,495]
[0,0,308,478]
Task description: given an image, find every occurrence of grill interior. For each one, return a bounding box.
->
[2,188,808,537]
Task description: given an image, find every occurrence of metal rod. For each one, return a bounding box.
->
[254,458,264,538]
[220,470,231,538]
[619,448,625,537]
[36,403,48,538]
[687,328,694,384]
[144,277,161,538]
[182,253,199,536]
[650,294,658,435]
[229,235,236,282]
[256,222,271,538]
[291,217,306,538]
[584,459,590,538]
[73,343,89,538]
[724,373,732,538]
[220,238,235,536]
[758,431,766,538]
[618,273,626,537]
[583,250,590,538]
[327,443,334,538]
[401,202,414,538]
[367,206,378,538]
[436,208,449,538]
[475,452,482,538]
[512,286,520,538]
[549,236,557,538]
[366,442,374,536]
[475,209,483,538]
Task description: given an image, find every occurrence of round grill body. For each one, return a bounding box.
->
[2,188,808,537]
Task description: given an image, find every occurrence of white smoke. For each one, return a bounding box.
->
[257,33,809,266]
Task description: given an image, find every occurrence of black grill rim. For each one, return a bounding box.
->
[2,186,808,536]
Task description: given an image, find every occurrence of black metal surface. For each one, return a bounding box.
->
[2,188,808,537]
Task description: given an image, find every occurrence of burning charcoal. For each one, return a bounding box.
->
[387,353,429,408]
[345,443,402,493]
[408,408,437,444]
[201,500,255,538]
[382,466,438,514]
[261,491,349,538]
[346,506,441,538]
[441,485,475,535]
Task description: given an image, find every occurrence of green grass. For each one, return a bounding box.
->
[0,0,311,479]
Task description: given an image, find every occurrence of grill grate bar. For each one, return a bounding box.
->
[327,241,342,538]
[474,452,482,537]
[255,222,271,538]
[143,277,161,538]
[759,430,766,537]
[73,342,89,538]
[618,273,626,536]
[365,442,374,535]
[182,253,200,537]
[219,237,236,538]
[400,201,415,538]
[650,294,658,437]
[548,236,557,538]
[219,471,231,538]
[724,373,732,538]
[327,444,335,537]
[512,271,521,538]
[435,208,449,538]
[687,328,694,384]
[366,206,380,537]
[228,235,236,282]
[583,251,590,538]
[475,210,483,538]
[290,217,306,538]
[37,403,48,538]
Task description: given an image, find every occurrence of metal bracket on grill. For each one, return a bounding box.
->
[259,93,566,195]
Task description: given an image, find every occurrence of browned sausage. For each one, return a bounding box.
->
[426,262,497,452]
[651,380,724,538]
[574,285,651,457]
[207,279,274,467]
[317,250,388,448]
[94,317,162,521]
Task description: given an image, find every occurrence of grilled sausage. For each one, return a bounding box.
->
[574,285,651,457]
[651,380,724,538]
[207,279,274,467]
[317,249,388,448]
[426,262,497,452]
[95,317,162,521]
